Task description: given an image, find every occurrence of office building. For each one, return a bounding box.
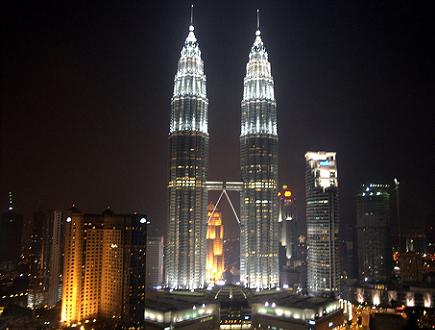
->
[277,185,306,291]
[61,207,147,328]
[240,16,279,289]
[146,235,164,288]
[400,252,424,283]
[305,152,340,297]
[44,210,63,307]
[278,185,297,263]
[206,203,224,284]
[165,17,209,290]
[278,185,297,261]
[341,223,357,280]
[356,184,392,284]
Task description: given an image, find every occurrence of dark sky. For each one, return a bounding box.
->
[2,0,434,237]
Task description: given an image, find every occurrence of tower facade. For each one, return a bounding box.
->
[356,183,391,283]
[240,26,279,288]
[146,235,164,288]
[165,22,209,289]
[206,203,224,284]
[305,152,340,297]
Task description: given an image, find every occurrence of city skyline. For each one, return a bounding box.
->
[1,2,435,328]
[2,1,434,238]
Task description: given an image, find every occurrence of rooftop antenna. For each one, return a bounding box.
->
[257,9,260,30]
[190,4,194,26]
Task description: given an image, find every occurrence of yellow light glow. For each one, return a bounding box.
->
[206,203,224,284]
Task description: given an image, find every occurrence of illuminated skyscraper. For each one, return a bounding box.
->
[206,203,224,284]
[61,208,147,328]
[240,14,279,288]
[356,183,391,283]
[305,152,340,297]
[165,16,209,289]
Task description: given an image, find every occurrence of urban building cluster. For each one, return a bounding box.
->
[0,9,434,330]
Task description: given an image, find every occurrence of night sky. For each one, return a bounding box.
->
[2,1,434,237]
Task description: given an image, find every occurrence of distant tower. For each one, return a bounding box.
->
[356,184,392,284]
[305,152,340,297]
[278,185,297,261]
[0,192,23,272]
[394,178,401,252]
[45,210,63,307]
[28,209,64,309]
[206,203,224,284]
[240,10,279,289]
[27,209,46,309]
[165,8,209,289]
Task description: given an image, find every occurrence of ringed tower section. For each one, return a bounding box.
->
[166,9,209,289]
[240,11,279,289]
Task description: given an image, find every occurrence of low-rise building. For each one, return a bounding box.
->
[145,285,344,329]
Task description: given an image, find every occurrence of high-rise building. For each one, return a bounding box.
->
[165,18,209,290]
[277,185,297,262]
[277,185,306,291]
[425,215,435,254]
[146,235,164,288]
[223,236,240,280]
[206,203,224,284]
[305,152,340,297]
[27,209,64,309]
[0,192,24,273]
[61,207,147,328]
[44,210,63,307]
[356,183,392,284]
[27,209,47,309]
[240,16,279,289]
[341,223,357,280]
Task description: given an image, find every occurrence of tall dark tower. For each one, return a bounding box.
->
[240,11,279,289]
[165,12,209,289]
[0,192,23,272]
[356,183,391,283]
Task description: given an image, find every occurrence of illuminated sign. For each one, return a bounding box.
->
[319,160,330,166]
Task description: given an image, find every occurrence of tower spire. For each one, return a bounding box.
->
[190,4,194,26]
[257,9,260,30]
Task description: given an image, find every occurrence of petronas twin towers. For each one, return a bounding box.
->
[166,11,279,289]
